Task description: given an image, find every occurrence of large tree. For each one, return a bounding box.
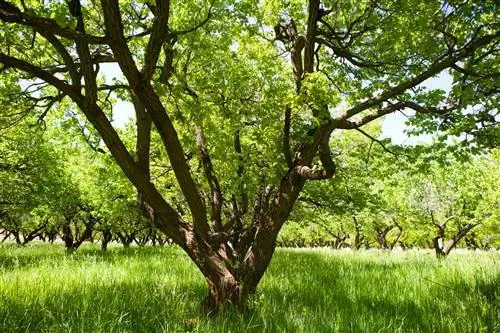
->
[0,0,498,313]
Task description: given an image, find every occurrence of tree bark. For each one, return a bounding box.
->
[202,260,243,314]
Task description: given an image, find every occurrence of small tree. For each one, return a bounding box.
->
[406,154,499,256]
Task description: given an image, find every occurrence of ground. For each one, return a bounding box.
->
[0,243,498,332]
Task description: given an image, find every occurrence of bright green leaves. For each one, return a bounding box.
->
[42,2,76,28]
[0,118,65,224]
[260,0,306,27]
[300,72,340,113]
[147,4,294,200]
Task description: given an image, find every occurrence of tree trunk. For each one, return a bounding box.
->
[352,216,364,250]
[203,267,243,315]
[101,229,113,251]
[377,229,390,249]
[179,240,247,315]
[197,252,273,315]
[13,231,22,245]
[465,232,479,250]
[375,223,403,250]
[22,220,49,245]
[389,224,403,250]
[433,222,479,257]
[434,235,446,257]
[62,220,94,253]
[62,223,74,251]
[116,232,134,248]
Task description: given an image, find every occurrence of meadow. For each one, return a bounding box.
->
[0,243,498,333]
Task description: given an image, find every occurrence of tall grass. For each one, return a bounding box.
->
[0,243,498,332]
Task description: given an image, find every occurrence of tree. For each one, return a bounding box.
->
[406,152,499,256]
[0,119,67,244]
[1,0,498,313]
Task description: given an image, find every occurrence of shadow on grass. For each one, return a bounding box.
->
[251,250,495,332]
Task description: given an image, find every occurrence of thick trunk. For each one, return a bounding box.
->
[174,214,280,315]
[197,251,270,315]
[203,269,243,315]
[181,240,247,315]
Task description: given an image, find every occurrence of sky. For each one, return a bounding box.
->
[100,64,453,146]
[380,72,453,145]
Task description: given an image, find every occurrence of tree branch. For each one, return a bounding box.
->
[101,0,209,237]
[333,31,500,123]
[0,1,107,44]
[35,29,80,86]
[170,3,213,36]
[72,0,97,105]
[141,0,170,80]
[283,106,293,168]
[233,129,248,215]
[0,51,189,245]
[303,0,319,74]
[195,123,223,231]
[354,127,399,156]
[295,133,336,181]
[315,37,383,69]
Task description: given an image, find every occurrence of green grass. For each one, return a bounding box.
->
[0,243,498,332]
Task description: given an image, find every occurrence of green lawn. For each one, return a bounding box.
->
[0,243,498,332]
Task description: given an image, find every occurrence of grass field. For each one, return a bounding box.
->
[0,243,498,332]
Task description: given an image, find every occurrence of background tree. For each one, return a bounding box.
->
[405,152,499,256]
[0,118,67,245]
